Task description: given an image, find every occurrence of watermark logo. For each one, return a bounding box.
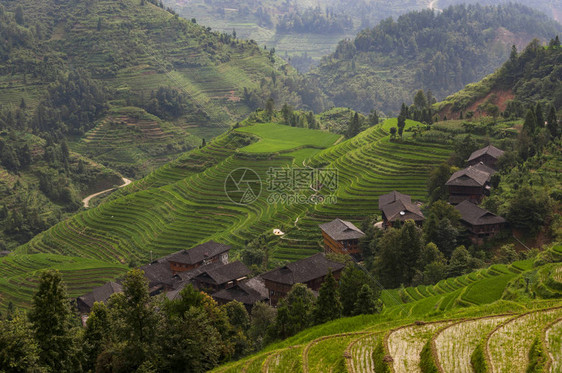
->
[224,167,338,205]
[224,168,262,205]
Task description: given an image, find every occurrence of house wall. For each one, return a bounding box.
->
[264,268,343,307]
[169,254,223,274]
[321,231,360,255]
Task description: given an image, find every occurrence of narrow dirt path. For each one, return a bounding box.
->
[82,177,132,208]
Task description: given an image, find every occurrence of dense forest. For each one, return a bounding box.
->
[309,3,561,114]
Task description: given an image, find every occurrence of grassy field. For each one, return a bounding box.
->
[235,123,341,153]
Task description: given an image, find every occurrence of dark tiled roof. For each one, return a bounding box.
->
[140,260,176,287]
[473,162,497,176]
[173,261,223,283]
[261,253,345,285]
[468,145,504,162]
[446,166,491,187]
[77,282,122,309]
[378,191,412,209]
[381,199,425,222]
[167,241,231,265]
[319,219,365,241]
[193,261,250,285]
[212,277,269,306]
[455,200,506,226]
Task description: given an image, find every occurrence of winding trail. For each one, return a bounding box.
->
[82,177,132,208]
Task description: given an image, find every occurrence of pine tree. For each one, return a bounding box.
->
[97,17,102,31]
[0,314,42,371]
[28,270,77,371]
[546,105,559,139]
[15,6,24,25]
[346,112,361,138]
[83,302,113,372]
[108,269,160,371]
[265,97,275,120]
[535,103,544,129]
[339,264,378,316]
[397,115,406,138]
[353,284,379,315]
[313,271,342,324]
[523,108,537,135]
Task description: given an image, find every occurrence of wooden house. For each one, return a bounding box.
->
[261,253,345,306]
[167,241,230,274]
[191,261,251,293]
[467,145,504,169]
[212,276,269,311]
[319,218,365,256]
[76,282,123,315]
[446,163,495,204]
[455,200,506,244]
[378,191,425,228]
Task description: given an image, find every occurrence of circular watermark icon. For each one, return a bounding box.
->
[224,168,262,205]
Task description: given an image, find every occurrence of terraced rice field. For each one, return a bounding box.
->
[304,333,364,373]
[265,346,304,373]
[235,123,341,153]
[487,307,562,372]
[7,119,453,308]
[0,254,127,310]
[433,315,512,372]
[347,333,381,373]
[387,321,453,373]
[546,318,562,372]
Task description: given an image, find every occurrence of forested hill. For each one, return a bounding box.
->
[436,37,562,119]
[0,0,326,175]
[0,0,326,250]
[308,3,562,115]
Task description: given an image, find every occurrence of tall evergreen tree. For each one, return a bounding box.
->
[107,269,160,372]
[83,302,113,372]
[313,271,342,324]
[0,314,42,372]
[397,115,406,138]
[274,284,315,338]
[535,102,544,129]
[339,264,379,316]
[523,108,537,135]
[546,105,559,138]
[28,270,77,372]
[353,284,379,315]
[14,6,24,25]
[346,112,361,138]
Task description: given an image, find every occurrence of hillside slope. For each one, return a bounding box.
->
[1,115,453,310]
[164,0,562,72]
[0,0,323,176]
[436,37,562,119]
[308,4,561,114]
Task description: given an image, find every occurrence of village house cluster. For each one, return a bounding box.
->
[77,146,507,317]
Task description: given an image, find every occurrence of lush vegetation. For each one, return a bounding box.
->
[211,245,562,373]
[309,4,560,114]
[164,0,561,72]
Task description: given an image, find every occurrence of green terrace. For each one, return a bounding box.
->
[5,118,457,309]
[211,245,562,373]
